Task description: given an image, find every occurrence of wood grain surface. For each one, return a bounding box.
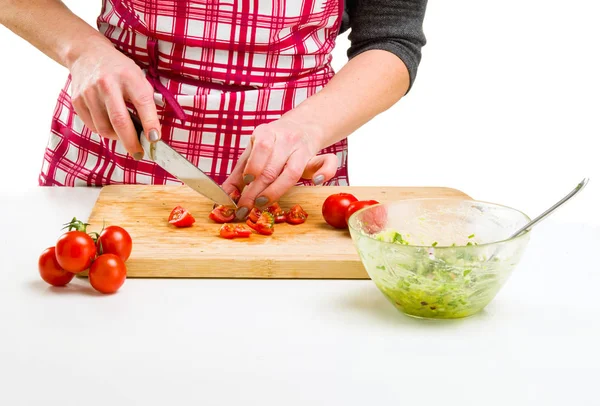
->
[85,185,470,278]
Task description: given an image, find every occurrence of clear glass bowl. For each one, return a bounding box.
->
[348,198,531,319]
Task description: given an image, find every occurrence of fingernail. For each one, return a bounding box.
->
[313,175,325,186]
[133,152,144,161]
[236,207,249,220]
[255,196,269,207]
[148,129,160,142]
[243,174,255,184]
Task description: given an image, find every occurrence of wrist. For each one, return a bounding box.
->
[61,34,114,69]
[282,108,329,152]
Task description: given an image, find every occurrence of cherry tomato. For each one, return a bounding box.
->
[285,204,308,225]
[322,193,358,229]
[55,231,97,273]
[248,207,263,223]
[361,204,388,234]
[219,224,252,239]
[38,247,75,287]
[98,225,132,261]
[246,212,275,236]
[209,205,235,223]
[345,200,380,224]
[229,189,241,204]
[267,203,286,223]
[89,254,127,294]
[169,205,195,227]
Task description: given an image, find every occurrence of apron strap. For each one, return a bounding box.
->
[145,38,187,122]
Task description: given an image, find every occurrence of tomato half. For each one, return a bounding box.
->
[345,200,380,224]
[267,202,286,223]
[229,189,241,204]
[219,224,252,239]
[246,212,275,236]
[285,204,308,225]
[169,205,196,227]
[55,231,97,273]
[89,254,127,294]
[98,225,132,261]
[38,247,75,287]
[209,205,235,223]
[248,207,262,223]
[322,193,358,229]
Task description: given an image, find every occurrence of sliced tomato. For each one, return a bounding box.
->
[169,205,196,227]
[267,202,286,223]
[233,225,252,238]
[220,224,251,239]
[246,212,275,236]
[248,207,262,223]
[285,204,308,225]
[209,205,235,223]
[229,189,241,204]
[345,200,380,224]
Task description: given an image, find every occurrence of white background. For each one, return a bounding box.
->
[1,0,598,223]
[1,3,600,405]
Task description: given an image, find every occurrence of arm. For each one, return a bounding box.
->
[0,0,108,68]
[224,0,428,217]
[0,0,161,158]
[284,49,411,156]
[288,0,429,147]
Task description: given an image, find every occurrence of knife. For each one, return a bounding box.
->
[129,113,237,208]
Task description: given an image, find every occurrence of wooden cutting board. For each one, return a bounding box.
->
[85,185,470,279]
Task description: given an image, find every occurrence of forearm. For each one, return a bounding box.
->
[0,0,113,68]
[284,50,410,150]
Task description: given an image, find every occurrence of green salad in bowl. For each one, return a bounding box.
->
[348,198,531,319]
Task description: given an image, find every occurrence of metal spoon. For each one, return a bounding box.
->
[487,177,589,260]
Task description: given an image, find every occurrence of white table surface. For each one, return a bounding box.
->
[1,187,599,406]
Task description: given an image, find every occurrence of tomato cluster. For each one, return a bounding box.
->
[321,193,380,229]
[203,188,308,238]
[38,218,131,294]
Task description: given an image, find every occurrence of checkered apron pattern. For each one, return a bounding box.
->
[39,0,349,187]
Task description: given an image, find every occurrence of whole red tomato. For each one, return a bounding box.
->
[55,231,97,273]
[345,200,380,224]
[38,247,75,287]
[89,254,127,294]
[322,193,358,229]
[98,226,132,261]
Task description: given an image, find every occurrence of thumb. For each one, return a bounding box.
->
[301,153,338,185]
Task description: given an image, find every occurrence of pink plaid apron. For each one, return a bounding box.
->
[39,0,349,187]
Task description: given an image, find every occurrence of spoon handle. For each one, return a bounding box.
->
[509,178,589,239]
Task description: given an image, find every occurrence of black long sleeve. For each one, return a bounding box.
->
[340,0,428,92]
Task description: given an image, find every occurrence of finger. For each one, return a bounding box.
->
[256,151,308,206]
[105,91,144,160]
[222,146,252,196]
[83,90,117,140]
[242,125,275,185]
[237,140,290,210]
[302,153,338,185]
[72,94,97,133]
[125,78,161,142]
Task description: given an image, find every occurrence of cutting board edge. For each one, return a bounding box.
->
[79,258,370,279]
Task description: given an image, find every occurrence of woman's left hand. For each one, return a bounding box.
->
[222,116,338,219]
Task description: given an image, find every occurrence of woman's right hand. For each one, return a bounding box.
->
[68,42,161,160]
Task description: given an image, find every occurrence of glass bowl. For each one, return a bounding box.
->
[348,198,531,319]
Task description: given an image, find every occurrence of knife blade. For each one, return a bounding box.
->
[129,113,237,208]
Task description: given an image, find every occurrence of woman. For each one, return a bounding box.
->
[1,0,427,219]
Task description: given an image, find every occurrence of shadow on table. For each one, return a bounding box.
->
[27,279,106,297]
[339,284,491,327]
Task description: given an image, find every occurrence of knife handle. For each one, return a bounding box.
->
[129,111,144,141]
